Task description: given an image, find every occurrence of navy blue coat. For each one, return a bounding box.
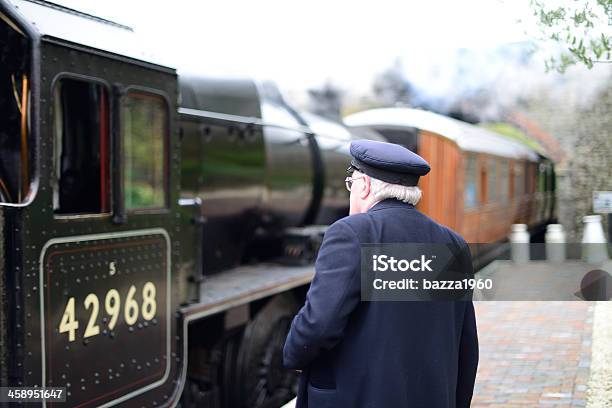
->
[283,199,479,408]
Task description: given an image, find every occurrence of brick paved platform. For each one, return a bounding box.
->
[281,301,610,408]
[473,301,593,408]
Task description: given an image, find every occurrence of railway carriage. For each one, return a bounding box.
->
[344,108,557,244]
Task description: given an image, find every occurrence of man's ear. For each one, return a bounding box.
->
[360,175,371,199]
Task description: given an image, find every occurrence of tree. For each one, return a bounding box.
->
[308,81,344,120]
[525,0,611,72]
[372,58,413,106]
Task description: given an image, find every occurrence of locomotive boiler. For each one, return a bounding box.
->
[178,76,359,275]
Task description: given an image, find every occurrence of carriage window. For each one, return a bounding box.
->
[525,163,533,194]
[464,155,479,208]
[53,78,110,215]
[499,159,510,201]
[487,158,498,203]
[121,92,167,210]
[514,161,524,197]
[538,163,547,192]
[547,165,555,192]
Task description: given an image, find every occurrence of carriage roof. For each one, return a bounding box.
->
[344,107,541,161]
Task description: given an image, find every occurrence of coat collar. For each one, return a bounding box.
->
[368,198,415,212]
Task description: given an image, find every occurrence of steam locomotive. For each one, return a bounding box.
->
[0,1,385,406]
[0,1,555,408]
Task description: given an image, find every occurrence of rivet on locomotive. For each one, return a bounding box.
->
[0,1,556,408]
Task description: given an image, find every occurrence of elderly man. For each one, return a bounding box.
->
[283,140,479,408]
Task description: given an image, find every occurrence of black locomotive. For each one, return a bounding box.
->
[0,1,379,407]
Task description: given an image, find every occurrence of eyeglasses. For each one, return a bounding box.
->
[345,176,365,192]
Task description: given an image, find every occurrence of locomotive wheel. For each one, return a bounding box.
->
[232,294,300,408]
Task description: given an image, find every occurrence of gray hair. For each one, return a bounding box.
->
[369,176,422,205]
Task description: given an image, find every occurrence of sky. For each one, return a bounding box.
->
[51,0,535,94]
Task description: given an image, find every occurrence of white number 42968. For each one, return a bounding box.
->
[59,282,157,342]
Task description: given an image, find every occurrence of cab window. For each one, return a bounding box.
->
[121,92,168,210]
[53,78,110,215]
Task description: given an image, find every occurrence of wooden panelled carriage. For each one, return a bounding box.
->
[345,108,557,243]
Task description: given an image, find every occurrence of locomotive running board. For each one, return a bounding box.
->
[174,264,313,405]
[180,263,314,321]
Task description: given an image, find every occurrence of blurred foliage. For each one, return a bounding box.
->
[308,82,343,120]
[127,184,158,208]
[526,0,611,72]
[372,58,413,107]
[123,95,166,210]
[482,122,546,153]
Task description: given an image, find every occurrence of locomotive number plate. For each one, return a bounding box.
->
[39,229,171,407]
